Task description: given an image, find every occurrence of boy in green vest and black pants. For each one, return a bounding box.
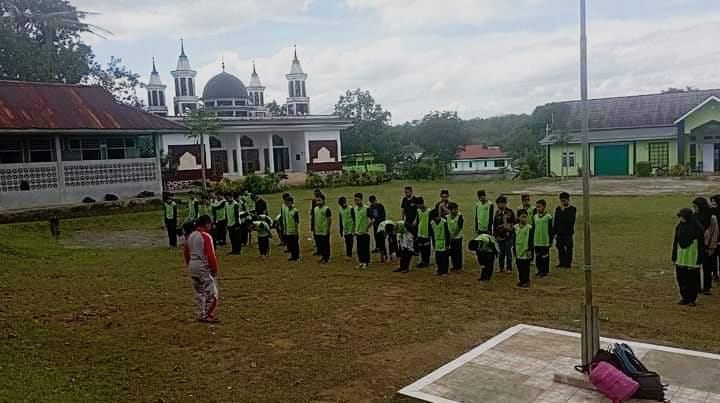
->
[469,233,498,281]
[354,193,374,269]
[474,190,494,235]
[339,197,355,259]
[446,202,464,272]
[533,200,554,277]
[416,197,433,268]
[431,214,451,276]
[314,194,332,264]
[186,194,201,225]
[514,209,534,288]
[226,193,241,255]
[163,193,178,247]
[283,196,300,261]
[518,193,536,227]
[212,193,228,246]
[672,208,704,306]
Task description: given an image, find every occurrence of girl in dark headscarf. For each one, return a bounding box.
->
[692,197,718,295]
[672,208,705,306]
[709,195,720,282]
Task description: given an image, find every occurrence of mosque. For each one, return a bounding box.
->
[144,41,350,188]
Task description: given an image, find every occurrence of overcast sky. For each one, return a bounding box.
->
[75,0,720,123]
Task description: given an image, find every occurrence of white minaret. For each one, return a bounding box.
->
[146,58,168,116]
[170,39,199,116]
[247,61,267,117]
[286,46,309,116]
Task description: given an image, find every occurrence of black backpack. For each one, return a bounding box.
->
[611,343,667,402]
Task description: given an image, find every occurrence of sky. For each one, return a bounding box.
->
[74,0,720,124]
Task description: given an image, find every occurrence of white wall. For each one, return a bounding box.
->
[288,132,307,172]
[304,130,343,162]
[450,158,509,174]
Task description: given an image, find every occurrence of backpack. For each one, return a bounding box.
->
[589,362,639,403]
[574,348,622,374]
[610,343,667,402]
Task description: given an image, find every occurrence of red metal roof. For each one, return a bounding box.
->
[456,145,508,160]
[0,80,185,131]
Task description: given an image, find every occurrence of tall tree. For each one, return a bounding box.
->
[267,100,287,116]
[184,109,222,191]
[84,56,143,106]
[414,110,467,175]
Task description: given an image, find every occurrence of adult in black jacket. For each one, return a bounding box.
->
[369,195,387,257]
[554,192,577,269]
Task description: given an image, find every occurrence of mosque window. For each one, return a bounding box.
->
[294,81,301,98]
[188,78,195,96]
[205,101,215,107]
[180,78,188,96]
[217,101,233,106]
[240,136,254,147]
[288,82,294,97]
[235,100,246,106]
[301,81,306,97]
[216,111,234,117]
[151,91,159,107]
[260,93,264,106]
[209,136,223,149]
[159,92,165,106]
[175,79,180,96]
[272,135,285,147]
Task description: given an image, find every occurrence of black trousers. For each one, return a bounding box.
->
[344,234,354,257]
[215,220,227,245]
[165,219,177,247]
[376,231,387,257]
[240,226,250,246]
[313,234,320,255]
[400,248,413,271]
[316,234,331,261]
[535,246,550,275]
[498,237,513,271]
[477,252,495,281]
[450,239,463,271]
[556,235,574,267]
[357,234,371,264]
[436,251,449,274]
[258,236,270,256]
[702,253,715,291]
[388,234,398,257]
[285,235,300,260]
[229,225,242,254]
[517,258,531,284]
[417,237,431,265]
[676,266,700,303]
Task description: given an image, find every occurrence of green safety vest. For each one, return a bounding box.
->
[377,220,397,233]
[418,208,431,238]
[313,206,330,236]
[475,201,493,232]
[214,200,227,222]
[515,224,533,259]
[244,196,255,212]
[226,201,238,226]
[339,206,354,236]
[431,219,449,251]
[283,207,298,236]
[676,240,700,268]
[523,206,536,226]
[473,233,498,253]
[164,201,176,220]
[254,221,272,238]
[446,213,463,239]
[354,205,370,235]
[186,200,199,221]
[534,213,552,247]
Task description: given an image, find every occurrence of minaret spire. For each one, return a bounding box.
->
[180,38,186,57]
[152,57,157,74]
[293,44,298,61]
[221,54,225,72]
[252,60,256,75]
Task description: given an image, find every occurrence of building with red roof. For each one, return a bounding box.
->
[450,145,511,175]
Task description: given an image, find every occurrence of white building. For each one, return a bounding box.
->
[450,145,512,175]
[146,43,350,189]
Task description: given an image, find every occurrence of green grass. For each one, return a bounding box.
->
[1,180,719,403]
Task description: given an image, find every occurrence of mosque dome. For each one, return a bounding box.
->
[202,72,249,100]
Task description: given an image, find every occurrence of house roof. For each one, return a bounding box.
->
[455,145,508,160]
[539,126,677,145]
[549,89,720,131]
[0,80,185,132]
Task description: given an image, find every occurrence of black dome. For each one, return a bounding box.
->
[202,72,249,100]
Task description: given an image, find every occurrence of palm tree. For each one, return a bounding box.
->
[184,109,222,192]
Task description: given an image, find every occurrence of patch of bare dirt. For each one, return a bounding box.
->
[62,230,170,249]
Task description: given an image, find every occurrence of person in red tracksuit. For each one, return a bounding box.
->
[183,215,220,323]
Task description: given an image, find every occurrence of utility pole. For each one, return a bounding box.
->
[580,0,600,366]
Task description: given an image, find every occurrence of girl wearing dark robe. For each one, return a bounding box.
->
[672,208,705,306]
[692,197,718,295]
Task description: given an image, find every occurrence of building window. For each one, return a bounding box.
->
[180,78,188,96]
[205,101,215,107]
[240,136,254,148]
[562,152,576,168]
[288,82,294,97]
[648,142,669,170]
[28,138,54,162]
[188,78,194,96]
[690,144,697,170]
[151,91,159,107]
[107,137,140,160]
[294,81,301,98]
[272,135,285,147]
[236,111,248,117]
[301,81,306,97]
[216,111,234,117]
[209,136,223,149]
[469,162,473,168]
[0,139,23,164]
[159,92,165,107]
[494,159,505,168]
[260,93,264,106]
[175,78,180,96]
[63,138,101,161]
[217,100,233,106]
[234,100,247,106]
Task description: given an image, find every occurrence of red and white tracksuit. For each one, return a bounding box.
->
[183,228,219,321]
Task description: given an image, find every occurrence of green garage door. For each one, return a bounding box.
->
[594,144,628,176]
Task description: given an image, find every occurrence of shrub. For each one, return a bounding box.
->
[669,164,688,177]
[203,174,287,196]
[407,161,435,180]
[635,161,652,177]
[304,171,386,188]
[518,164,533,180]
[305,172,325,189]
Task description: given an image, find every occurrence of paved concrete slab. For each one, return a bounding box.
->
[399,324,720,403]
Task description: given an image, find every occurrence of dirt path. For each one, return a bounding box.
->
[514,177,720,196]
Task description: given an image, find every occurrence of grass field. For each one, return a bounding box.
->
[1,180,719,403]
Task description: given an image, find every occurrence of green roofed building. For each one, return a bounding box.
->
[539,90,720,176]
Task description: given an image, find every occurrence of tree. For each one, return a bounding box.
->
[414,111,467,176]
[334,89,398,169]
[267,100,287,116]
[184,109,222,192]
[82,56,143,106]
[0,0,110,83]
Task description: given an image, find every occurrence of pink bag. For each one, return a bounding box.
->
[589,362,639,403]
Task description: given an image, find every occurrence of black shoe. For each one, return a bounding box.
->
[520,282,530,288]
[689,302,697,307]
[678,300,689,305]
[401,269,409,273]
[288,257,299,261]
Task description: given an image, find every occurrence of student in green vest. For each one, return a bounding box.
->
[377,219,401,264]
[474,190,494,235]
[252,217,273,257]
[533,200,554,278]
[283,196,300,261]
[672,208,705,306]
[431,213,451,276]
[186,194,201,225]
[416,197,433,268]
[314,194,332,264]
[243,190,256,214]
[514,209,535,288]
[310,189,323,257]
[468,233,499,281]
[518,193,536,227]
[213,193,228,246]
[395,221,414,273]
[236,193,251,247]
[353,193,374,269]
[446,202,464,272]
[338,197,356,260]
[226,193,241,255]
[278,192,291,248]
[163,193,178,247]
